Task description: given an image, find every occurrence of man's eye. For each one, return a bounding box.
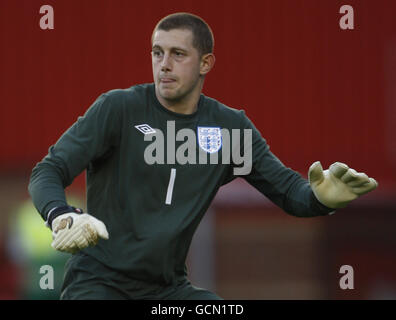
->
[153,51,162,57]
[175,52,184,56]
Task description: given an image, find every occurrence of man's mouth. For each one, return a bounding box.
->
[160,77,176,83]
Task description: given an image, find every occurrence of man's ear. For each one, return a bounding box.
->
[200,53,215,76]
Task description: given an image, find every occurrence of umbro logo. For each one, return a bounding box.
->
[135,124,156,135]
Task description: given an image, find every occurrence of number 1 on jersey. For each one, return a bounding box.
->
[165,168,176,205]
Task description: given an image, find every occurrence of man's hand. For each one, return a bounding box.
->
[308,161,378,209]
[51,212,109,254]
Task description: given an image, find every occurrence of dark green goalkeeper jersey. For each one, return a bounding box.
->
[29,83,332,286]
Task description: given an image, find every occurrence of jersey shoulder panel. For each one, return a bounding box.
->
[101,83,152,109]
[203,95,247,127]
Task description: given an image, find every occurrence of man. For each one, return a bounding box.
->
[28,12,378,300]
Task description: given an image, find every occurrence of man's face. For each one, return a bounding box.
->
[152,29,202,102]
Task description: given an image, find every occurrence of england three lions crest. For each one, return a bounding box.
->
[197,127,222,153]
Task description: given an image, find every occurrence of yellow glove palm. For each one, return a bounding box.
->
[308,161,378,209]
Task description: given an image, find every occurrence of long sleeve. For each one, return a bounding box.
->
[28,93,121,221]
[240,112,333,217]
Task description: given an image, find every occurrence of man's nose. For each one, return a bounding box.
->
[160,53,172,71]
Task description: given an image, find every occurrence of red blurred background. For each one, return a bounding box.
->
[0,0,395,299]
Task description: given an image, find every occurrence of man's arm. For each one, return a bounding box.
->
[238,112,376,217]
[244,145,334,217]
[28,93,121,222]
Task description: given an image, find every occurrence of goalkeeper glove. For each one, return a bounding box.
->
[308,161,378,209]
[48,206,109,254]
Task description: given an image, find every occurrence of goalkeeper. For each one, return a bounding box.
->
[28,12,377,300]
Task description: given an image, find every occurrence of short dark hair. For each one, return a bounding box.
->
[152,12,214,56]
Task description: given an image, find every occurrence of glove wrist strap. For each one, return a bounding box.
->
[46,205,83,230]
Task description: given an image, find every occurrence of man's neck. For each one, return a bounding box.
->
[155,84,203,115]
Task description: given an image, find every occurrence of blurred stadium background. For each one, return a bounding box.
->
[0,0,395,299]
